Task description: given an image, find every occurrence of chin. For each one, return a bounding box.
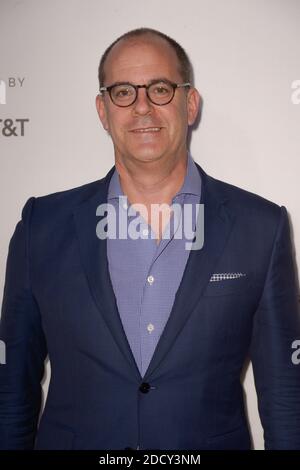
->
[132,152,165,163]
[128,146,166,163]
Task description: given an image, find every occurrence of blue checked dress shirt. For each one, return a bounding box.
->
[107,153,202,377]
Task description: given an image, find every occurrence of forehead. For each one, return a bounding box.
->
[104,35,182,84]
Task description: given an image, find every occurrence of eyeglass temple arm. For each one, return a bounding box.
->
[176,82,191,88]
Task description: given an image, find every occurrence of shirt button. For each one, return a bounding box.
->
[147,323,155,334]
[147,275,154,285]
[142,228,149,237]
[122,202,128,210]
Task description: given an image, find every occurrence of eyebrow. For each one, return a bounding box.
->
[107,77,173,87]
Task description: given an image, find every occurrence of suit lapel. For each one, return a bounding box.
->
[73,163,235,382]
[143,165,236,379]
[73,167,142,381]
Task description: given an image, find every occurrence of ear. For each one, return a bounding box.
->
[187,88,202,126]
[95,94,110,131]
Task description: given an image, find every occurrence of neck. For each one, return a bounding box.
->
[115,151,188,206]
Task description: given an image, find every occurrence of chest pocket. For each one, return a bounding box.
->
[203,273,252,297]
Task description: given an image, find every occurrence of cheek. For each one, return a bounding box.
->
[107,114,126,138]
[167,107,187,136]
[171,97,188,122]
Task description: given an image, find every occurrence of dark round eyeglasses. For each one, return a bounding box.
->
[99,79,191,107]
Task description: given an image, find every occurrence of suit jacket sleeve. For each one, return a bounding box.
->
[0,197,47,449]
[250,205,300,449]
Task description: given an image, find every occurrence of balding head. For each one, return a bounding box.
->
[98,28,193,88]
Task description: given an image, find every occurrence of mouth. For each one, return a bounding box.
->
[130,127,162,133]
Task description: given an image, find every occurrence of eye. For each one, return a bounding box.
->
[117,89,130,97]
[113,85,135,99]
[152,84,170,95]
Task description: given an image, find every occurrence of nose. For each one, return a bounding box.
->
[132,87,152,115]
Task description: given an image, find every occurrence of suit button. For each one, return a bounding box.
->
[139,382,151,393]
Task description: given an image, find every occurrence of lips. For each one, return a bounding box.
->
[130,127,162,133]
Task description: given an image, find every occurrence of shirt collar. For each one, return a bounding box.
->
[107,152,201,201]
[174,152,201,198]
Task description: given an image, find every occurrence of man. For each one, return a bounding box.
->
[0,28,300,450]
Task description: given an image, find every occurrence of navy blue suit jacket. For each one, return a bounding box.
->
[0,163,300,450]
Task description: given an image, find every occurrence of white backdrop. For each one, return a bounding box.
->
[1,0,300,449]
